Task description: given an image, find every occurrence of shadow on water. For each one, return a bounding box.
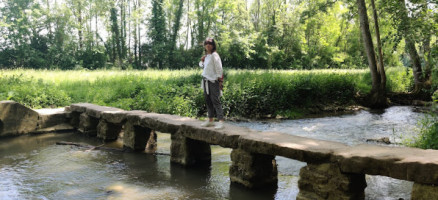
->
[0,106,427,199]
[229,182,277,200]
[170,162,211,189]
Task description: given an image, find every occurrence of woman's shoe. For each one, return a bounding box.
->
[214,121,224,129]
[201,120,214,127]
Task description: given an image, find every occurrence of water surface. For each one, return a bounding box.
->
[0,106,425,199]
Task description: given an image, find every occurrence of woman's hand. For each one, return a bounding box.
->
[201,55,206,62]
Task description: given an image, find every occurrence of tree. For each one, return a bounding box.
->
[381,0,438,93]
[110,7,123,67]
[399,0,424,92]
[168,0,184,67]
[148,0,168,68]
[356,0,388,108]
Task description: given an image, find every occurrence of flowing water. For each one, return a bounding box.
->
[0,106,426,200]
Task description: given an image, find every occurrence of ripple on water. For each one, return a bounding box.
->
[0,107,427,200]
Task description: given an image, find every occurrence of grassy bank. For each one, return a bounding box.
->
[0,68,413,119]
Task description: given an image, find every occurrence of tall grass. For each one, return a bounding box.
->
[0,67,413,118]
[407,91,438,149]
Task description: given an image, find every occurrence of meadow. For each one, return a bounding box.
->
[0,68,413,119]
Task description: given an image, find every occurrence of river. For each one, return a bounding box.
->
[0,106,425,199]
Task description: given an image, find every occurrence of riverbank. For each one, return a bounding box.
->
[0,68,419,120]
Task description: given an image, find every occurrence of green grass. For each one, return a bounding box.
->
[0,67,413,119]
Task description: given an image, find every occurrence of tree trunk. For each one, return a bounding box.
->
[423,35,432,83]
[186,0,190,50]
[78,5,83,50]
[169,0,184,67]
[138,0,142,68]
[357,0,387,108]
[400,0,423,92]
[371,0,386,92]
[134,0,138,67]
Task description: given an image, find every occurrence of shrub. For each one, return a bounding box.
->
[0,68,413,119]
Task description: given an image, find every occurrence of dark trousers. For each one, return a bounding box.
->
[204,80,224,120]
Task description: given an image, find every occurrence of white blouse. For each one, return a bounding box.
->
[199,52,223,82]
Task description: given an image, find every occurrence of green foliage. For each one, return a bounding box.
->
[78,47,107,70]
[0,0,436,72]
[148,0,168,69]
[0,68,412,118]
[407,110,438,149]
[406,89,438,150]
[0,73,71,108]
[385,67,414,92]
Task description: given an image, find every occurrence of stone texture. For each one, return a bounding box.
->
[170,130,211,166]
[333,144,438,185]
[297,163,366,200]
[0,100,39,137]
[139,112,198,134]
[100,110,129,124]
[69,111,81,128]
[78,113,99,136]
[70,103,94,113]
[229,149,277,189]
[411,183,438,200]
[146,130,157,152]
[123,120,152,151]
[85,104,124,119]
[97,120,122,141]
[35,108,69,129]
[179,121,253,149]
[33,123,74,133]
[238,131,349,163]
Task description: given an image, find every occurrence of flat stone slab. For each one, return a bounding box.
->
[35,108,70,129]
[179,121,255,149]
[70,103,95,113]
[334,144,438,185]
[238,131,349,163]
[100,110,130,124]
[140,113,199,134]
[34,123,74,133]
[70,103,124,119]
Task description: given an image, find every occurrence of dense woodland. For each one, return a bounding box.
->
[0,0,436,70]
[1,0,438,106]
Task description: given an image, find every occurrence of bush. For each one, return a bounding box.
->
[0,73,71,108]
[0,68,413,119]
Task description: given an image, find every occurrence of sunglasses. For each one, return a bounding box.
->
[204,41,214,45]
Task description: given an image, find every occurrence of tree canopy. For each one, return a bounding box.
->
[0,0,436,71]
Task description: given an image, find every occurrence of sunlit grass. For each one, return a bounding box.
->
[0,67,413,118]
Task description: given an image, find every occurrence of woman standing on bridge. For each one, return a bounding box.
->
[199,38,225,129]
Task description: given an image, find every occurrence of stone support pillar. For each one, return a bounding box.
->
[70,111,81,128]
[97,120,122,141]
[78,113,99,136]
[229,149,278,189]
[411,183,438,200]
[123,121,152,151]
[145,130,158,152]
[170,130,211,166]
[297,163,366,200]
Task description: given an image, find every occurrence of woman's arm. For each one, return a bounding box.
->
[213,53,223,79]
[199,55,206,68]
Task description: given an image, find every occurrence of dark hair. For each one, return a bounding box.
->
[204,38,217,52]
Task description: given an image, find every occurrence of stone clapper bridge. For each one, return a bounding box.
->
[1,100,437,200]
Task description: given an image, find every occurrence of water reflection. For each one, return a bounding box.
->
[0,106,425,199]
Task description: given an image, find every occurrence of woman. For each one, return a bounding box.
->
[199,38,224,129]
